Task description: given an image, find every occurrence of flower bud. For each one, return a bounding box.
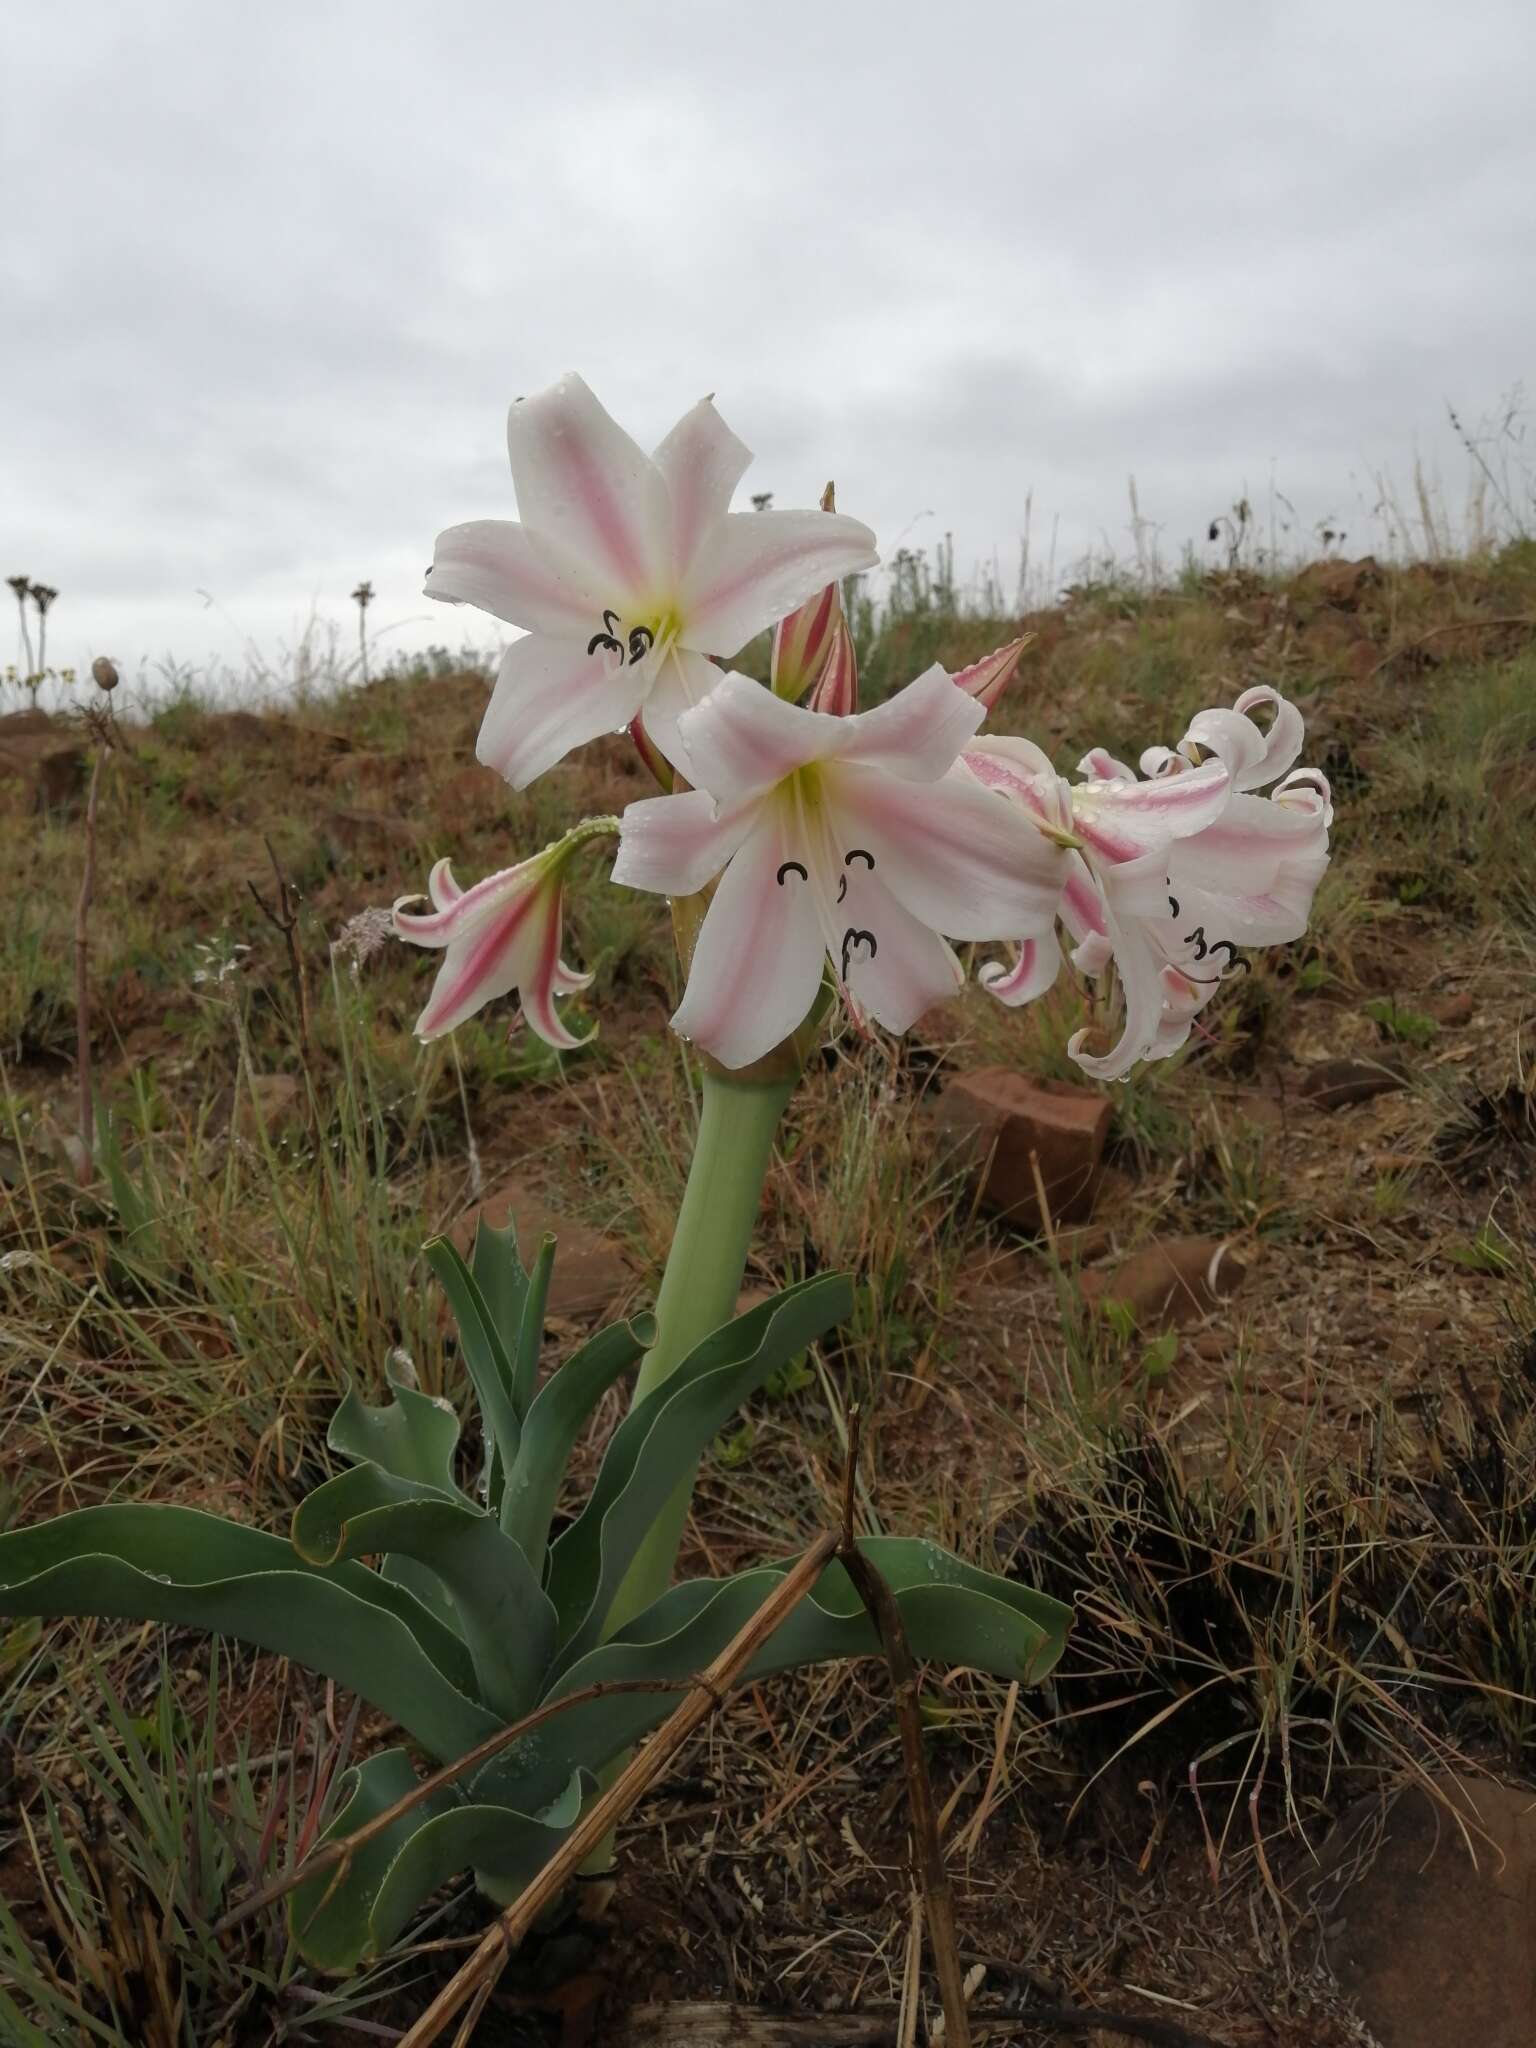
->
[805,615,858,717]
[91,656,119,692]
[769,480,847,704]
[952,634,1033,715]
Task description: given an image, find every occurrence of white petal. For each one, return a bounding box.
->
[1167,791,1329,893]
[1173,706,1267,786]
[838,870,964,1033]
[672,670,839,805]
[1067,852,1177,1081]
[671,810,826,1069]
[476,633,648,789]
[679,508,878,656]
[1078,746,1137,780]
[652,396,753,571]
[841,665,984,782]
[979,927,1063,1007]
[505,373,670,608]
[642,646,730,773]
[612,788,758,897]
[828,765,1065,940]
[425,520,601,636]
[1072,755,1234,863]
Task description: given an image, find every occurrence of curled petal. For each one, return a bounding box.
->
[841,664,983,783]
[1227,685,1305,789]
[1066,851,1177,1082]
[506,373,669,608]
[671,809,827,1070]
[1168,789,1329,894]
[1071,754,1234,863]
[425,520,600,636]
[979,927,1063,1007]
[612,788,757,897]
[651,395,753,571]
[1167,706,1267,786]
[828,763,1066,941]
[679,507,878,657]
[952,635,1031,714]
[1078,746,1137,781]
[477,634,649,790]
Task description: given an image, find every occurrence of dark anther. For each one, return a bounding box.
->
[844,848,875,868]
[1207,938,1241,969]
[776,860,809,886]
[1168,894,1181,918]
[836,875,848,903]
[1183,925,1209,960]
[588,609,626,660]
[840,927,877,978]
[628,625,654,665]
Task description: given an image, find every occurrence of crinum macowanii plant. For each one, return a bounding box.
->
[0,375,1330,1967]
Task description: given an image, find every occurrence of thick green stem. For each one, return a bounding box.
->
[604,1066,793,1636]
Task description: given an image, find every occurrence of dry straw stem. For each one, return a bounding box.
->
[399,1527,842,2048]
[73,745,108,1177]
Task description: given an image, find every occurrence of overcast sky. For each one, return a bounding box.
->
[6,0,1534,690]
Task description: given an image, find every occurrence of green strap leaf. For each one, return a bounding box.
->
[471,1215,529,1372]
[328,1370,470,1632]
[543,1276,854,1671]
[292,1468,555,1720]
[473,1538,1069,1813]
[0,1508,497,1763]
[424,1235,523,1484]
[289,1750,585,1970]
[498,1312,656,1570]
[511,1232,557,1422]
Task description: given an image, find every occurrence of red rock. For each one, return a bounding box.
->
[1294,554,1384,610]
[1081,1236,1246,1331]
[452,1180,632,1320]
[933,1069,1111,1230]
[1318,1772,1536,2048]
[0,712,87,812]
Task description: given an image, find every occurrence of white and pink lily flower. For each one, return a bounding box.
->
[393,824,612,1048]
[966,686,1332,1079]
[613,665,1068,1070]
[425,374,879,788]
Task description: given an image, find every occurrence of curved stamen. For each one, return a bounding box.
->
[841,927,878,979]
[844,848,875,869]
[776,860,809,886]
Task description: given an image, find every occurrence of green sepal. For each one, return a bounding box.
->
[543,1275,854,1671]
[0,1507,496,1762]
[499,1312,656,1569]
[292,1468,555,1720]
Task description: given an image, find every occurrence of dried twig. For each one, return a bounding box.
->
[836,1408,972,2048]
[73,741,108,1177]
[248,836,310,1058]
[398,1529,842,2048]
[216,1675,695,1935]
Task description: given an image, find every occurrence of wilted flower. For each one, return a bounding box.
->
[614,665,1066,1069]
[91,656,119,692]
[393,822,615,1047]
[425,374,878,787]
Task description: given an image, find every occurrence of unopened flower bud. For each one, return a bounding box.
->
[805,615,858,716]
[91,656,119,692]
[769,484,852,704]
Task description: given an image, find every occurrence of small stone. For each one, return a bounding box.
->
[1081,1236,1246,1331]
[1317,1772,1536,2048]
[1300,1055,1408,1111]
[452,1180,631,1320]
[1426,991,1474,1027]
[933,1069,1111,1230]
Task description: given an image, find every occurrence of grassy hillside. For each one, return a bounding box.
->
[1,542,1533,2041]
